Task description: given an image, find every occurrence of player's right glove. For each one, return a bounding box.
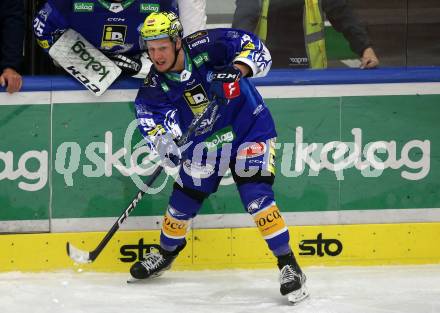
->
[208,65,242,105]
[154,133,182,169]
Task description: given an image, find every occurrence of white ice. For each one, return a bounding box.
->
[1,265,440,313]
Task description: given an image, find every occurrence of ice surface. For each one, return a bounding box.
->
[1,265,439,313]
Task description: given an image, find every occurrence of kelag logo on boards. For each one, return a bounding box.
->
[299,233,343,257]
[119,238,160,263]
[0,126,431,192]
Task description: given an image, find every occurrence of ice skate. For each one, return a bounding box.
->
[129,241,186,281]
[277,252,309,305]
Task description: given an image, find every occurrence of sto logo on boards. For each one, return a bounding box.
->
[119,238,160,263]
[299,233,343,257]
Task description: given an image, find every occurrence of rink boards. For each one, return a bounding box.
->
[0,223,440,272]
[1,69,440,271]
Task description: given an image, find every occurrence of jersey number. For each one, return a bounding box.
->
[33,18,45,37]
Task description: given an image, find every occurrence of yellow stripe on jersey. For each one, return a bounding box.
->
[266,138,276,174]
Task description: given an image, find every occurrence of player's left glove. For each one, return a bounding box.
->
[209,65,242,105]
[154,133,182,169]
[109,53,152,78]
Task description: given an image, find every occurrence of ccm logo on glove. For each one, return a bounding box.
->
[209,66,242,103]
[211,72,241,81]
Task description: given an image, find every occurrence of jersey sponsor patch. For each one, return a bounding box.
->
[188,36,210,50]
[193,52,210,68]
[186,31,208,43]
[101,25,127,49]
[253,204,287,240]
[183,84,209,114]
[237,142,266,159]
[205,126,235,151]
[243,42,255,50]
[37,39,50,49]
[140,3,160,13]
[195,104,220,136]
[73,2,94,12]
[162,211,189,239]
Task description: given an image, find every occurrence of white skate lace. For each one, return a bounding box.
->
[280,265,302,285]
[140,252,165,272]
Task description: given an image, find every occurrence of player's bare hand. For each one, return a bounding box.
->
[0,68,23,93]
[360,47,379,69]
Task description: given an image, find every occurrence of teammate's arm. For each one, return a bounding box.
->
[33,2,69,52]
[177,0,207,37]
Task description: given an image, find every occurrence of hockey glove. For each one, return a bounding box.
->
[154,133,182,169]
[209,65,242,105]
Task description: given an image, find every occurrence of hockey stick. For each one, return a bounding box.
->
[67,99,218,264]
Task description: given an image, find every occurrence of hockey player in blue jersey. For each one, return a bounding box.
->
[32,0,206,78]
[130,11,309,304]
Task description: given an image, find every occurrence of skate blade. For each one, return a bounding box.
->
[126,271,165,284]
[127,277,143,284]
[287,285,309,305]
[127,276,156,284]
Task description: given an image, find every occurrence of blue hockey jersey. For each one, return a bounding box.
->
[134,28,276,158]
[33,0,177,55]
